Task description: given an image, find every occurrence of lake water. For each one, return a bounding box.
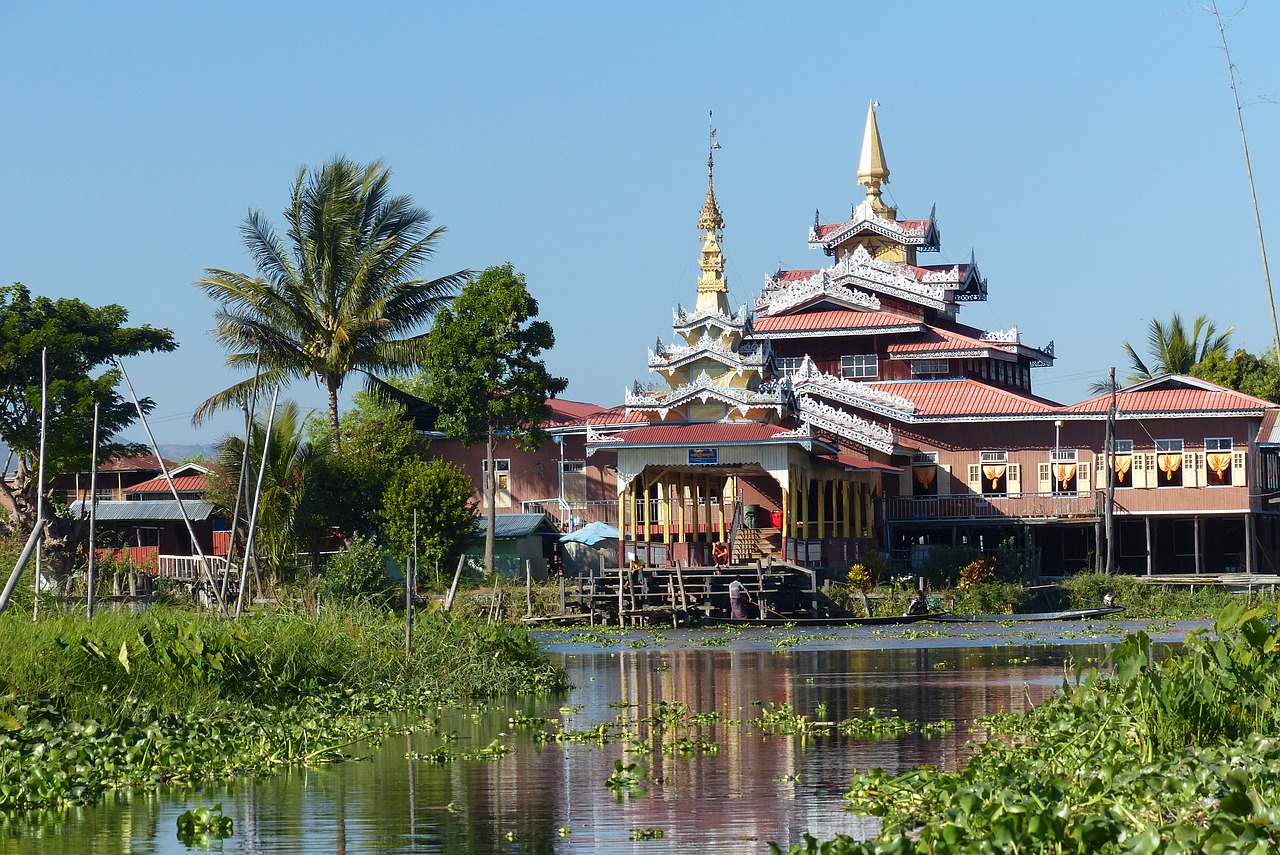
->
[0,619,1204,854]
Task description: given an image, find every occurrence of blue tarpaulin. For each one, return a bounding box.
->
[559,521,620,545]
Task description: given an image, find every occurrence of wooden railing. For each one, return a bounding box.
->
[885,491,1102,522]
[155,555,230,581]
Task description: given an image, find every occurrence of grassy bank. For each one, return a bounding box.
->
[0,606,568,814]
[773,603,1280,854]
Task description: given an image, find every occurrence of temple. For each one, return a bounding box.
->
[428,102,1280,579]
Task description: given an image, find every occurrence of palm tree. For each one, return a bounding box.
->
[195,158,469,449]
[1089,314,1235,393]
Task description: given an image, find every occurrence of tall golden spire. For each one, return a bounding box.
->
[696,111,730,316]
[857,99,895,219]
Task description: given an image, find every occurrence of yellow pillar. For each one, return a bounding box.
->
[692,473,702,542]
[661,479,671,545]
[718,477,727,540]
[842,480,852,538]
[817,477,827,539]
[799,469,809,540]
[853,482,864,540]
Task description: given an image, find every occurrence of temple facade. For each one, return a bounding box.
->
[431,102,1280,578]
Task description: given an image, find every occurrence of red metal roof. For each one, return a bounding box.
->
[542,398,610,427]
[819,448,900,473]
[864,378,1060,417]
[124,474,209,494]
[886,325,1005,356]
[594,422,798,447]
[1064,376,1277,416]
[753,310,923,334]
[1259,409,1280,444]
[581,406,639,427]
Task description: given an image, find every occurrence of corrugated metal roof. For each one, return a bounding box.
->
[124,474,209,494]
[864,378,1060,417]
[1259,409,1280,445]
[886,326,1006,356]
[752,310,923,335]
[68,500,214,521]
[98,454,178,473]
[1062,375,1276,416]
[476,513,558,538]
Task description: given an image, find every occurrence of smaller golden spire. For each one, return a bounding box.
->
[857,99,895,219]
[698,111,724,233]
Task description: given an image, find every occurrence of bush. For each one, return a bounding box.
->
[316,536,392,606]
[958,554,999,587]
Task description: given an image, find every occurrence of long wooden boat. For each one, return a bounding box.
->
[709,612,942,627]
[932,606,1127,624]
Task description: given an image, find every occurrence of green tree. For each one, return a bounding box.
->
[418,264,568,576]
[377,458,477,589]
[194,157,470,448]
[0,283,177,571]
[1090,314,1236,393]
[207,400,321,583]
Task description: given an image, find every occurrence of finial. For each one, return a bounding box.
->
[857,99,893,217]
[698,109,724,233]
[814,209,821,229]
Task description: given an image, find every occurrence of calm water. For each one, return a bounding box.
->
[1,620,1202,855]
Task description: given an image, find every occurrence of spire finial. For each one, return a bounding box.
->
[698,110,724,233]
[857,99,894,218]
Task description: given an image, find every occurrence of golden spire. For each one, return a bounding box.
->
[696,111,730,316]
[857,99,895,219]
[698,111,724,233]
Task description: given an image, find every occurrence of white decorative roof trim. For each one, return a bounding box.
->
[887,348,994,361]
[750,322,922,340]
[791,357,916,413]
[980,327,1021,344]
[825,245,949,311]
[808,201,933,250]
[649,333,769,372]
[673,303,749,330]
[624,370,788,418]
[796,396,896,455]
[756,268,882,317]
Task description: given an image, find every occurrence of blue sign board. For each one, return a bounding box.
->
[688,447,718,465]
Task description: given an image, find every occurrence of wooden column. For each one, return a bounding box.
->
[1194,516,1202,575]
[798,469,808,540]
[1145,516,1153,576]
[660,479,671,545]
[842,480,851,539]
[816,477,827,539]
[853,482,864,540]
[641,478,651,553]
[718,477,727,541]
[692,473,701,543]
[1246,513,1256,574]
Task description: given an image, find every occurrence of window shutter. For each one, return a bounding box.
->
[1095,455,1107,490]
[1133,453,1152,489]
[1007,463,1021,497]
[967,464,981,493]
[1077,455,1090,496]
[1233,451,1247,487]
[1186,452,1205,488]
[1037,462,1051,493]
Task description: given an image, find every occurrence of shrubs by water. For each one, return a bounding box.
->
[0,606,568,813]
[772,603,1280,854]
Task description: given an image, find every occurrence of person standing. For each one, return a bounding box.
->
[729,577,752,619]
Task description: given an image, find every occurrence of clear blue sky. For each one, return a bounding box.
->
[5,2,1278,447]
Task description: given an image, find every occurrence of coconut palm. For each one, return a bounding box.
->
[195,157,469,449]
[1090,314,1235,393]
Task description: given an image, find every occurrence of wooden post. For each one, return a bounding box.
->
[675,561,688,610]
[525,559,533,618]
[667,575,677,628]
[756,559,766,621]
[443,554,466,612]
[405,554,413,659]
[1194,516,1203,575]
[1145,517,1153,576]
[559,574,566,616]
[617,565,626,627]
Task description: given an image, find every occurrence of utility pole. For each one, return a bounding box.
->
[1104,367,1117,574]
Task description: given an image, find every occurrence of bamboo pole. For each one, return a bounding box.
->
[525,559,533,618]
[33,349,47,620]
[86,403,99,619]
[235,384,281,617]
[443,554,466,612]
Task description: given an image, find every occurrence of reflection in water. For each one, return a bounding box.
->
[0,624,1194,854]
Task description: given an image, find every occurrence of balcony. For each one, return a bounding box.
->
[886,491,1102,523]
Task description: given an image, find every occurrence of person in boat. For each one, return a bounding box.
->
[905,590,928,616]
[728,577,752,619]
[1102,592,1116,607]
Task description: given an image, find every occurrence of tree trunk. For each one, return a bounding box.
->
[326,377,342,452]
[485,427,497,578]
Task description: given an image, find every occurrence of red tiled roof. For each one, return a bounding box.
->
[99,454,178,473]
[863,378,1060,418]
[814,218,931,241]
[594,422,799,447]
[773,268,821,281]
[753,310,923,334]
[542,398,610,427]
[822,448,900,473]
[582,406,639,427]
[1064,375,1277,416]
[124,474,209,494]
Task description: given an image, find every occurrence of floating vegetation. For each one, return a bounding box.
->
[175,804,233,846]
[605,759,646,798]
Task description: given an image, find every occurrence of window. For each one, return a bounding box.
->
[561,460,586,502]
[774,356,805,378]
[979,450,1008,495]
[840,354,878,379]
[1155,439,1184,487]
[1050,448,1079,494]
[1205,438,1233,486]
[912,452,939,497]
[910,358,948,376]
[482,458,512,507]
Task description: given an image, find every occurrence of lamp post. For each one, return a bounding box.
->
[1053,420,1063,518]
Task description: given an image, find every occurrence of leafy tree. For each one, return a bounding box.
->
[206,400,320,584]
[315,535,391,606]
[194,157,470,449]
[418,264,568,575]
[0,283,176,571]
[377,458,477,589]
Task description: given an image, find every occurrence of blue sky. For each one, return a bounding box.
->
[4,2,1279,446]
